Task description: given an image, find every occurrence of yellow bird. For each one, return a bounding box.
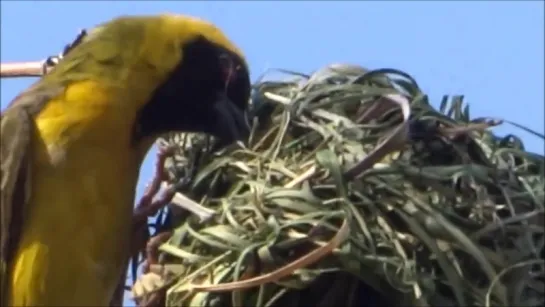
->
[0,14,251,306]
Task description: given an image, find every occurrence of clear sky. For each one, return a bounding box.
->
[1,1,543,305]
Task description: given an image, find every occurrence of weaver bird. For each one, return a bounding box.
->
[0,14,250,306]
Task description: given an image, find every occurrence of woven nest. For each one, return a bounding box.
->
[132,64,544,307]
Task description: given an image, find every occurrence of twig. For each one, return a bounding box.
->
[1,61,47,78]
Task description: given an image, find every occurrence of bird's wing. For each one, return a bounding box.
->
[0,105,34,306]
[0,84,61,305]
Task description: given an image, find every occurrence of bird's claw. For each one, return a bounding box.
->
[142,231,173,273]
[133,146,176,221]
[133,231,172,307]
[42,29,88,74]
[128,146,177,306]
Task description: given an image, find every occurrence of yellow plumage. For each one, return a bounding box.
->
[11,81,143,306]
[1,14,251,306]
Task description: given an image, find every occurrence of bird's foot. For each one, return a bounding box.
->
[42,29,88,74]
[129,146,177,306]
[130,145,177,258]
[133,231,172,307]
[133,146,176,222]
[142,231,173,273]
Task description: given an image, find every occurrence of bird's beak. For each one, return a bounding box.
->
[211,93,250,145]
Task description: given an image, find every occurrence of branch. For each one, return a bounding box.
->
[1,61,48,78]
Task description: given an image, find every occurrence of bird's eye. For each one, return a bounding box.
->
[219,53,238,90]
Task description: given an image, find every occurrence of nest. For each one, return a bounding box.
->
[132,64,544,307]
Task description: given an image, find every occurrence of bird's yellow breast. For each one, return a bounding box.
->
[10,81,147,306]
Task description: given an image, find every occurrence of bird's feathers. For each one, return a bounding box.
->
[0,106,34,306]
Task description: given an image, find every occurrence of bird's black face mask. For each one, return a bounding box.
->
[209,53,251,146]
[209,91,249,146]
[133,37,251,146]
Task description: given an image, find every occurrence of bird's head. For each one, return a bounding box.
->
[103,14,252,146]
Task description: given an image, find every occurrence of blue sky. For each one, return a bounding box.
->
[1,1,543,305]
